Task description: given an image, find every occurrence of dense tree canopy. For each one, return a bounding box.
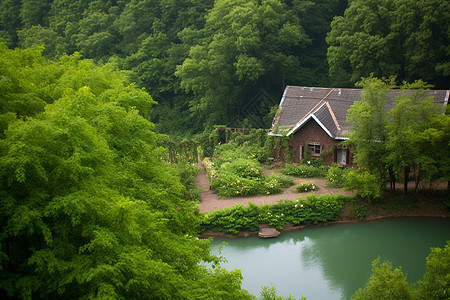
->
[0,0,350,133]
[327,0,450,88]
[353,241,450,299]
[0,45,252,299]
[176,0,348,129]
[346,77,449,194]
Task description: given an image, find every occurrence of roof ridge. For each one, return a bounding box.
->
[325,101,341,131]
[294,88,335,128]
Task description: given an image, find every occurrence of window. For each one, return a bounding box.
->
[307,142,321,156]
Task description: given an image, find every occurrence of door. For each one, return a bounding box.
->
[337,148,347,165]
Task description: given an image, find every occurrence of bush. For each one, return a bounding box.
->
[202,203,261,234]
[221,158,262,179]
[211,172,266,197]
[281,163,328,178]
[344,170,381,202]
[326,164,348,188]
[207,144,295,198]
[200,194,353,234]
[347,199,368,220]
[295,181,318,192]
[172,160,202,202]
[265,173,294,188]
[300,157,325,168]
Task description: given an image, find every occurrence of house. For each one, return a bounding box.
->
[268,86,449,165]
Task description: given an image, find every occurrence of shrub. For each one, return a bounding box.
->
[279,194,347,226]
[348,199,368,220]
[221,158,262,179]
[200,194,353,234]
[295,181,318,192]
[211,171,265,197]
[265,173,294,188]
[344,170,381,202]
[202,203,260,234]
[173,160,202,202]
[326,164,348,188]
[212,142,267,164]
[281,163,328,178]
[207,144,295,198]
[300,157,325,168]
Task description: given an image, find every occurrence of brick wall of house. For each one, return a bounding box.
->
[272,119,354,165]
[288,119,338,164]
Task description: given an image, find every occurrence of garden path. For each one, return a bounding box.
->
[196,166,354,212]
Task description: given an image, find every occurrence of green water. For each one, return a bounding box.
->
[209,217,450,299]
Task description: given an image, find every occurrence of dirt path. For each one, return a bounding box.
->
[196,166,354,212]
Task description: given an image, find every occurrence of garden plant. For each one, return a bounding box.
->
[204,143,294,198]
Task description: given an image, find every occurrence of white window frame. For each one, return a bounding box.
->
[307,142,321,157]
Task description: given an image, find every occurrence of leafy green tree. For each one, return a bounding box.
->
[386,81,443,194]
[353,242,450,300]
[346,76,392,188]
[415,112,450,192]
[47,0,90,35]
[0,0,21,46]
[416,241,450,299]
[119,0,213,134]
[18,25,61,58]
[0,47,252,299]
[259,283,306,300]
[177,0,309,127]
[292,0,347,86]
[352,258,412,300]
[0,43,64,136]
[327,0,450,89]
[19,0,52,29]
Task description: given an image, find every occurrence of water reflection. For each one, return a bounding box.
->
[210,218,450,299]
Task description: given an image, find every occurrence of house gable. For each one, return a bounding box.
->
[288,118,338,163]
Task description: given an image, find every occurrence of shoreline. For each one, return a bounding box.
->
[198,209,450,239]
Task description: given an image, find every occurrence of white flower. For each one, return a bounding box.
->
[295,204,298,208]
[301,204,304,207]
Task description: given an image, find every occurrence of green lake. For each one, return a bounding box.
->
[209,217,450,299]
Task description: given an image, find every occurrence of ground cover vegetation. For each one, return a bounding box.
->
[353,241,450,299]
[0,45,253,299]
[201,194,351,234]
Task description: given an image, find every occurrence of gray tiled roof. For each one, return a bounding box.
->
[269,86,449,138]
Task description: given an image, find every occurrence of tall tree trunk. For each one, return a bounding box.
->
[414,164,421,193]
[403,166,409,196]
[389,165,395,192]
